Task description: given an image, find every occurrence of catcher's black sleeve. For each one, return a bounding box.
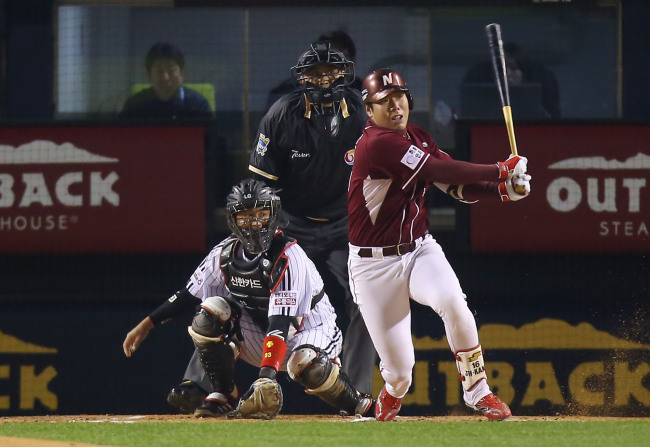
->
[148,287,200,326]
[266,315,293,340]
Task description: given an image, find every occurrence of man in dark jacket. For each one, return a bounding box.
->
[120,42,212,120]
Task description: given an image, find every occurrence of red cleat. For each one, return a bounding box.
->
[375,386,402,422]
[467,393,511,421]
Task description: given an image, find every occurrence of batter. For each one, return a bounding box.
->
[348,69,532,421]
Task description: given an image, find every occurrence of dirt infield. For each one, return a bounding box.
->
[1,413,646,423]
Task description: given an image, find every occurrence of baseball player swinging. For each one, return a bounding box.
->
[348,69,532,421]
[124,179,374,419]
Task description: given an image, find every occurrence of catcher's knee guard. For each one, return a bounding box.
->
[190,296,233,340]
[287,345,371,416]
[455,344,487,392]
[287,345,333,389]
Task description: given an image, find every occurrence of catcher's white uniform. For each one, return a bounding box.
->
[186,237,342,369]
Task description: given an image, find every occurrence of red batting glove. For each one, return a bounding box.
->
[497,155,528,179]
[499,173,532,202]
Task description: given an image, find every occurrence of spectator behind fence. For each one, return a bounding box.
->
[461,42,560,118]
[120,42,213,120]
[265,30,363,109]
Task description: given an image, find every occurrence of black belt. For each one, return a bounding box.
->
[357,241,416,258]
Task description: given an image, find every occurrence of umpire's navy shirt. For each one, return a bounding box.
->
[249,88,367,221]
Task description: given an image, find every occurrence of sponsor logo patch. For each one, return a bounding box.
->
[291,150,310,159]
[193,272,203,286]
[400,145,425,170]
[256,134,270,156]
[345,149,355,165]
[230,276,263,289]
[272,290,298,306]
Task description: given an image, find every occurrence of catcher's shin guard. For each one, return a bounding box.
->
[188,326,238,395]
[287,345,373,416]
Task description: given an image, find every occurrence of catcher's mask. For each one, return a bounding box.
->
[291,42,354,137]
[225,179,281,254]
[361,68,414,110]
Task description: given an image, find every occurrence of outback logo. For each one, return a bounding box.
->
[291,150,310,159]
[256,134,269,156]
[0,140,119,232]
[0,329,58,412]
[345,149,355,165]
[547,152,649,237]
[401,318,650,412]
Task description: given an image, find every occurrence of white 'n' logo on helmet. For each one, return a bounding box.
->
[382,73,393,86]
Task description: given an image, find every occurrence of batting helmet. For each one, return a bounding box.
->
[361,68,414,110]
[291,41,354,106]
[225,179,281,254]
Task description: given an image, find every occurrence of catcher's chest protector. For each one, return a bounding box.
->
[219,234,294,314]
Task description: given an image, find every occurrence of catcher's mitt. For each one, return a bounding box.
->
[228,378,283,420]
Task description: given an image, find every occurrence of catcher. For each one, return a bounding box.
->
[123,179,375,419]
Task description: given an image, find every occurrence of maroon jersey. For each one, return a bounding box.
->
[348,121,451,247]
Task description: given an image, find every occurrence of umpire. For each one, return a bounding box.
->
[248,41,376,396]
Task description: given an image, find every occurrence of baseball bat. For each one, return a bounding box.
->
[485,23,518,156]
[486,23,527,195]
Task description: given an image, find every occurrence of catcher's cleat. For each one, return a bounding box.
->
[356,394,376,417]
[194,388,240,418]
[338,393,375,417]
[166,380,208,414]
[466,393,511,421]
[375,386,402,422]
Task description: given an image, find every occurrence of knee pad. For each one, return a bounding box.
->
[455,344,487,392]
[289,345,367,415]
[287,345,336,391]
[190,296,232,340]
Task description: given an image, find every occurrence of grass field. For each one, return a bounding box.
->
[1,415,650,447]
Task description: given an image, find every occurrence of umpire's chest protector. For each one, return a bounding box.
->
[219,234,295,314]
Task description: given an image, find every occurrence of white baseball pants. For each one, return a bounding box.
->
[348,233,490,405]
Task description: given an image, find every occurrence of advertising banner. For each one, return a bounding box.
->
[1,309,648,416]
[469,124,650,252]
[394,318,650,417]
[0,127,206,253]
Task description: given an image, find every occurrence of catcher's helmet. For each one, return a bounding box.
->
[361,68,414,110]
[225,179,281,254]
